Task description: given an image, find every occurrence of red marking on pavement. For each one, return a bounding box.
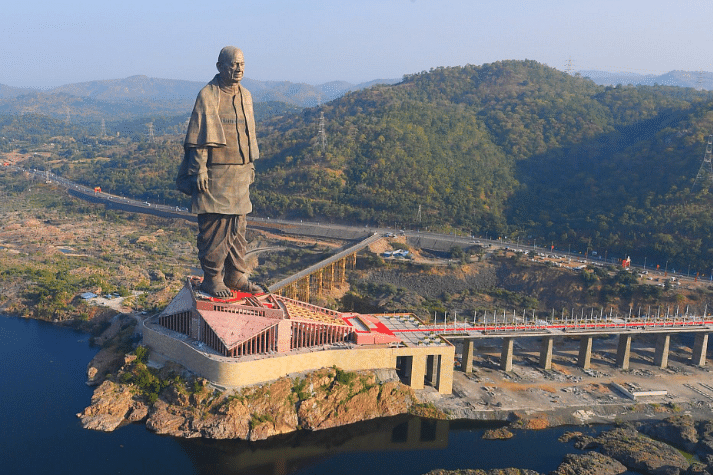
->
[393,320,713,333]
[205,290,264,303]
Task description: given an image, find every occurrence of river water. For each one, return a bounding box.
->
[1,315,629,475]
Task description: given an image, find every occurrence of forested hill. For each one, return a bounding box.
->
[253,60,713,269]
[7,60,713,270]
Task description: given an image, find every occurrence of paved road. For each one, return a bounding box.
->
[10,164,704,285]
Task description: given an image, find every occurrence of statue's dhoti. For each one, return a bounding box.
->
[197,213,248,289]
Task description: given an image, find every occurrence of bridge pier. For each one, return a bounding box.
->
[692,333,709,366]
[461,339,474,373]
[501,337,514,372]
[616,334,632,369]
[298,278,310,302]
[435,355,453,394]
[399,355,420,389]
[426,354,439,383]
[578,336,593,369]
[407,354,427,390]
[653,334,671,368]
[539,337,553,370]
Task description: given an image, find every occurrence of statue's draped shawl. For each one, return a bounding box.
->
[183,75,259,160]
[184,76,227,148]
[177,75,259,197]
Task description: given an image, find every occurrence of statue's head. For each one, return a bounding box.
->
[216,46,245,85]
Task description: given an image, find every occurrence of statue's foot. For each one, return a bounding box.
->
[226,275,263,293]
[199,279,233,298]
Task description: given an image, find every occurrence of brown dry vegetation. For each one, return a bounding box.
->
[0,170,351,321]
[3,166,713,327]
[346,249,713,323]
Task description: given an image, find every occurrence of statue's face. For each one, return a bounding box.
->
[217,52,245,85]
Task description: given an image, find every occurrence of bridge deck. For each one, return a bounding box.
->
[383,317,713,342]
[268,233,381,292]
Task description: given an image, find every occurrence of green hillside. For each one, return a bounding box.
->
[253,60,713,269]
[6,60,713,271]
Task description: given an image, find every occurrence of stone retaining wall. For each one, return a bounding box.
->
[143,318,454,393]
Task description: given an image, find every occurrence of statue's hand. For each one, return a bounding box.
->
[195,171,209,193]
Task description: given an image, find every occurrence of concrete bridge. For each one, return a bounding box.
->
[414,315,713,373]
[268,232,382,301]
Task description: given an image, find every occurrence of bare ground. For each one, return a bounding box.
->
[418,334,713,427]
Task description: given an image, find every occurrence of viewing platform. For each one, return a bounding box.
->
[143,278,455,393]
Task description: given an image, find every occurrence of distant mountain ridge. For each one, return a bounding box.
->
[580,69,713,90]
[2,69,709,123]
[0,75,401,122]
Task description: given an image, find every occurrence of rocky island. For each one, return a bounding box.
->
[78,348,439,441]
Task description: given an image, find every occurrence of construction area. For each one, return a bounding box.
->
[420,332,713,425]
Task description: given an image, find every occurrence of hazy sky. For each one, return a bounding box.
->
[4,0,712,88]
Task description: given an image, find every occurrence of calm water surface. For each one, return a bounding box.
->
[1,315,625,475]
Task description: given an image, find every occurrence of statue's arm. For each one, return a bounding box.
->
[187,147,209,193]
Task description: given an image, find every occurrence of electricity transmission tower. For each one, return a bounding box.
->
[692,135,713,192]
[100,119,106,137]
[318,112,327,153]
[146,122,155,143]
[696,71,709,91]
[564,57,574,75]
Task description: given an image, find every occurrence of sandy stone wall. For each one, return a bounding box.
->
[143,318,453,393]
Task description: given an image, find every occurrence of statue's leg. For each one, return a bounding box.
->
[197,213,232,298]
[224,215,261,292]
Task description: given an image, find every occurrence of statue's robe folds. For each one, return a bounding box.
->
[177,75,259,215]
[176,75,259,288]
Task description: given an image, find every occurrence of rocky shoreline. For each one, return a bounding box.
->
[77,348,713,474]
[75,313,713,475]
[423,414,713,475]
[77,352,440,441]
[70,333,713,475]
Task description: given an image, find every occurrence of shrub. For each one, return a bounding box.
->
[134,345,149,364]
[292,377,310,401]
[333,366,357,385]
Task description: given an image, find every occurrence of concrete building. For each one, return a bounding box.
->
[143,278,454,393]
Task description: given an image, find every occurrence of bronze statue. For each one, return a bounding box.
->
[177,46,261,297]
